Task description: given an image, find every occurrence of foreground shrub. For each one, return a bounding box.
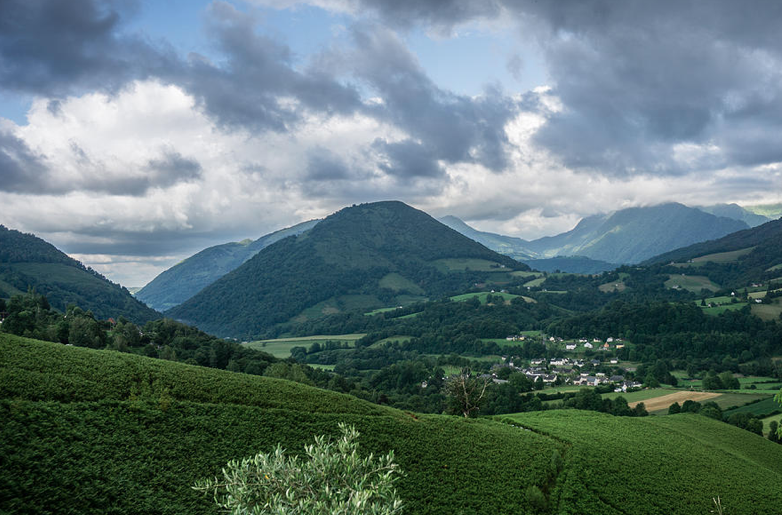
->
[194,423,403,514]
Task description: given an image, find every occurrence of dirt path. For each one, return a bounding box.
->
[630,391,721,412]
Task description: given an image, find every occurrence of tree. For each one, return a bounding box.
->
[668,402,681,414]
[194,423,403,514]
[445,368,490,418]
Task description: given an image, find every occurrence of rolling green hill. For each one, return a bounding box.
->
[3,334,782,514]
[0,225,159,324]
[167,201,527,338]
[135,220,319,311]
[645,217,782,267]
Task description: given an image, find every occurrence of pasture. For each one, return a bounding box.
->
[664,274,720,292]
[752,298,782,321]
[246,334,365,358]
[431,258,507,272]
[378,273,425,294]
[450,291,520,304]
[691,247,754,263]
[723,396,780,417]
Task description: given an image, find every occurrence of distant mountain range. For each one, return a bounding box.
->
[442,203,750,269]
[166,201,527,338]
[135,220,319,311]
[0,225,159,324]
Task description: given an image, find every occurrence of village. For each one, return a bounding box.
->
[491,334,643,392]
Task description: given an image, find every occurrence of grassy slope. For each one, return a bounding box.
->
[4,334,782,515]
[507,410,782,514]
[0,334,558,515]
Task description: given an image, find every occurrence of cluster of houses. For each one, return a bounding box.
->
[505,334,626,351]
[492,355,641,392]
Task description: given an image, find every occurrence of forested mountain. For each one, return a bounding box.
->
[0,225,159,324]
[167,201,527,338]
[136,220,319,311]
[524,203,748,264]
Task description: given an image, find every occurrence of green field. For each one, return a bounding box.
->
[767,263,782,272]
[598,281,626,292]
[692,247,755,263]
[762,412,782,436]
[602,388,675,404]
[752,299,782,321]
[247,334,365,358]
[665,274,720,292]
[511,271,542,278]
[723,396,781,417]
[523,276,546,287]
[6,335,782,515]
[431,258,508,272]
[378,272,425,294]
[450,291,520,304]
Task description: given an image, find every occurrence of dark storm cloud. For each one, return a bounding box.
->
[372,139,444,179]
[0,0,174,97]
[345,26,518,172]
[305,147,352,181]
[346,0,782,176]
[144,151,202,185]
[0,131,49,193]
[183,1,362,131]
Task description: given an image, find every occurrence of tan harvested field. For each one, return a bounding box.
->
[629,391,721,412]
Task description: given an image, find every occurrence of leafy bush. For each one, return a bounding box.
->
[194,423,402,514]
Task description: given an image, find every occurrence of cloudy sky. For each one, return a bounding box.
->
[2,0,782,286]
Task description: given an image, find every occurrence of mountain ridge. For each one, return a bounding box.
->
[167,201,526,337]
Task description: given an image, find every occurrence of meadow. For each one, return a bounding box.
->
[665,274,721,292]
[246,334,365,358]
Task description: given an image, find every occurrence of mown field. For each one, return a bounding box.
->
[4,334,782,515]
[665,274,720,292]
[246,334,365,358]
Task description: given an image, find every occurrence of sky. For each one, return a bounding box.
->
[2,0,782,287]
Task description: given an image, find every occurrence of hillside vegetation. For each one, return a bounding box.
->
[4,334,782,514]
[167,202,526,338]
[0,225,159,324]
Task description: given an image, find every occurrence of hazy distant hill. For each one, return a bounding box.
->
[525,203,749,264]
[136,220,319,311]
[699,203,770,227]
[438,215,535,260]
[0,225,159,324]
[167,201,526,338]
[441,204,745,269]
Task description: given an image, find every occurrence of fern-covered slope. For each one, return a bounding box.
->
[3,334,782,515]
